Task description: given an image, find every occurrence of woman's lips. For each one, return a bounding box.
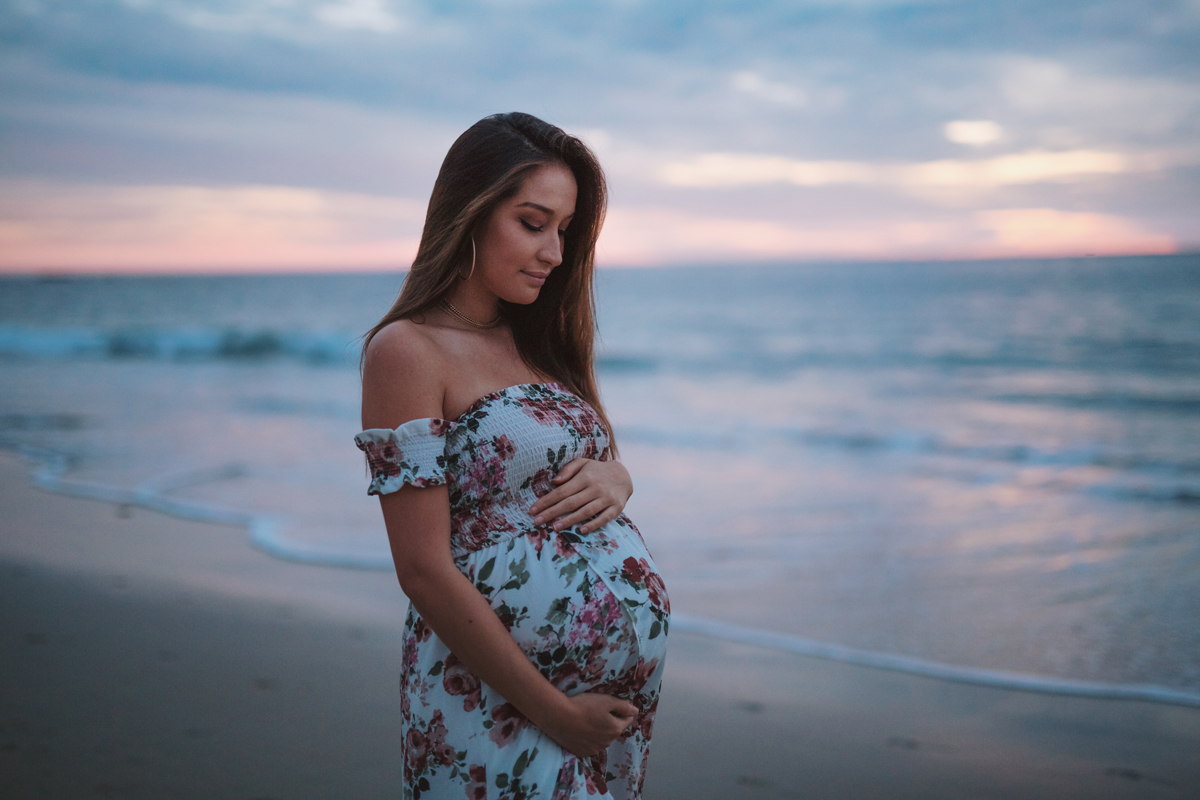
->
[521,271,548,286]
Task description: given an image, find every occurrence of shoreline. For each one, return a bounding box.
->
[11,445,1200,707]
[2,451,1199,798]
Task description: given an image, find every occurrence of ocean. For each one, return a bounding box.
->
[2,255,1198,694]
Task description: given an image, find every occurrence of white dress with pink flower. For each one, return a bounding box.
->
[354,382,669,800]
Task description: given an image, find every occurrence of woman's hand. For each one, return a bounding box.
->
[530,458,633,534]
[538,692,639,759]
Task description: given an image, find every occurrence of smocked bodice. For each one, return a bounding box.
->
[355,382,626,560]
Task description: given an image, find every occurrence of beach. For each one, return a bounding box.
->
[4,451,1198,799]
[3,262,1200,695]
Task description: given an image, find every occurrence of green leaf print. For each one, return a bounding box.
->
[513,749,529,777]
[496,773,509,788]
[558,560,580,585]
[429,660,444,675]
[546,596,570,626]
[503,555,530,591]
[478,556,496,582]
[649,620,661,639]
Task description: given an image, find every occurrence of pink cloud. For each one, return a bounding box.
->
[0,182,1177,274]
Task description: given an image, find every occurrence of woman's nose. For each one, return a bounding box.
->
[539,233,563,266]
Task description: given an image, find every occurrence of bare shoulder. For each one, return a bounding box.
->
[363,318,442,372]
[361,319,448,429]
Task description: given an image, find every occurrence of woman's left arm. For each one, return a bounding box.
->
[529,458,633,534]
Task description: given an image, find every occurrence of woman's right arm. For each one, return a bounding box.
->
[379,486,634,757]
[362,327,636,758]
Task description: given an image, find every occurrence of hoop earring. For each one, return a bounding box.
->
[458,236,476,281]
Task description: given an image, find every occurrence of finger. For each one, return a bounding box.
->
[614,705,643,724]
[532,470,594,518]
[597,696,638,715]
[530,487,566,519]
[608,716,635,737]
[555,499,608,531]
[541,493,596,528]
[530,482,581,520]
[551,458,588,484]
[578,507,618,535]
[553,497,607,530]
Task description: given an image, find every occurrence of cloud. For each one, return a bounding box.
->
[315,0,402,33]
[598,205,1175,265]
[656,148,1162,191]
[944,120,1003,146]
[998,57,1200,139]
[0,181,1175,273]
[658,153,873,188]
[0,181,424,272]
[730,71,807,108]
[975,208,1175,257]
[0,0,1197,267]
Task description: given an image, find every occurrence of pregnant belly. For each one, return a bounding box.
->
[464,532,665,702]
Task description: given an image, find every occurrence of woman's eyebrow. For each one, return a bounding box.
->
[516,202,574,220]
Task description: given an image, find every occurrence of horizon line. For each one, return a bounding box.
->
[1,250,1195,279]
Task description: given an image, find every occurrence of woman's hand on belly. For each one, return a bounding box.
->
[542,692,639,760]
[530,458,633,535]
[379,479,637,763]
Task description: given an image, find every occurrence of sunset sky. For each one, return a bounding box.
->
[1,0,1198,272]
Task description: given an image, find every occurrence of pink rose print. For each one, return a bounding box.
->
[645,571,670,614]
[442,653,482,712]
[528,467,554,499]
[493,433,516,460]
[362,440,403,479]
[406,726,429,774]
[588,748,609,795]
[622,556,650,584]
[487,702,528,748]
[424,710,456,768]
[580,437,600,461]
[411,617,433,643]
[465,765,487,800]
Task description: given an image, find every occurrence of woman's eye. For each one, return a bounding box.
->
[520,220,544,233]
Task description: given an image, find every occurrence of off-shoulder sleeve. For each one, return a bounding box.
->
[353,417,457,495]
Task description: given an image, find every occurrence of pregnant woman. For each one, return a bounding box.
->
[356,113,669,800]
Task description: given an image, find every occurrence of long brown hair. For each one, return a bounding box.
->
[362,112,616,452]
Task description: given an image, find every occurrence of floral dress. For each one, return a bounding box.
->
[354,382,669,800]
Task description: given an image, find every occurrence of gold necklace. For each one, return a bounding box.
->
[440,299,502,329]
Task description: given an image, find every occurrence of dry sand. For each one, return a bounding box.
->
[2,452,1198,799]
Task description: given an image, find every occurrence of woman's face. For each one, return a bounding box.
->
[474,163,578,305]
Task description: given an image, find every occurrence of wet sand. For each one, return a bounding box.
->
[2,452,1198,799]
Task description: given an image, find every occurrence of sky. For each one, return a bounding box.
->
[1,0,1199,272]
